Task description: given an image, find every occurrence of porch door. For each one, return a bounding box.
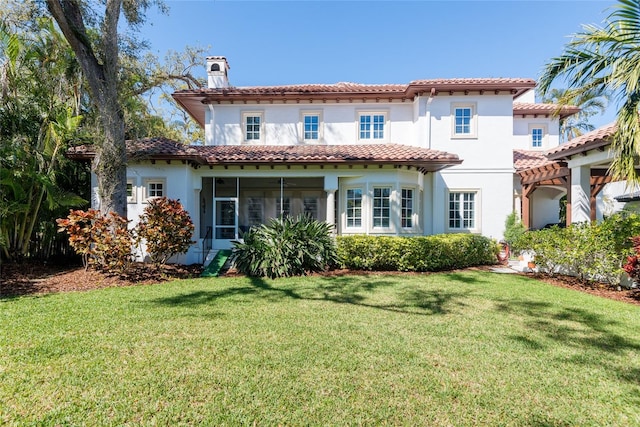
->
[214,198,238,249]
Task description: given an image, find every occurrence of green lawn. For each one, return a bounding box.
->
[1,271,639,426]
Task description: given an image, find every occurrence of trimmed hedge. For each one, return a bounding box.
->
[336,234,499,272]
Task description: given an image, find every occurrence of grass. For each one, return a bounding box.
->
[1,271,639,426]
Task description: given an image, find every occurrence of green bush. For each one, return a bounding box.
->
[513,212,640,284]
[232,215,339,279]
[336,234,498,272]
[503,212,526,253]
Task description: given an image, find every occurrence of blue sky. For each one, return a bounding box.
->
[141,0,617,127]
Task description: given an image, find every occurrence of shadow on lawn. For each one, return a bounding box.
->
[152,274,471,316]
[495,298,640,389]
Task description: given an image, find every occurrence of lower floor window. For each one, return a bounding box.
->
[401,188,413,228]
[276,197,291,217]
[373,187,391,228]
[247,197,263,226]
[144,179,166,200]
[449,191,476,229]
[303,196,319,219]
[346,188,362,228]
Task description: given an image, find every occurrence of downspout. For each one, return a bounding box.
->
[427,87,437,234]
[426,87,435,149]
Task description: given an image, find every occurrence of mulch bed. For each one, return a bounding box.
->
[0,262,202,298]
[1,261,639,306]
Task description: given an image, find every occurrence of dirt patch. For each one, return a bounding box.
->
[0,262,202,298]
[1,262,639,306]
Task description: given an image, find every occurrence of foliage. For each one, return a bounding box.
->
[541,87,608,142]
[0,19,89,260]
[503,212,526,252]
[622,236,640,282]
[513,212,640,284]
[336,234,498,272]
[56,209,134,273]
[538,0,640,182]
[232,215,339,278]
[135,197,195,267]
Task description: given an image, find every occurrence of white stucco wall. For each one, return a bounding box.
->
[435,170,514,240]
[210,102,416,146]
[126,163,200,265]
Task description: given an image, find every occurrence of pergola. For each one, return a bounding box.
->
[516,124,619,229]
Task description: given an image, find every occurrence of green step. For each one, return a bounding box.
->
[201,250,232,277]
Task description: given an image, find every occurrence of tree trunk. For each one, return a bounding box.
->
[45,0,128,218]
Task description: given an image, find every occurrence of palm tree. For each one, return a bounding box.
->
[542,87,608,142]
[538,0,640,181]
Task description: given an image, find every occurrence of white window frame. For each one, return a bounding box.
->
[357,111,389,141]
[126,179,137,204]
[242,111,264,143]
[451,103,477,139]
[446,190,480,233]
[372,186,392,229]
[143,178,166,201]
[529,124,548,149]
[345,187,364,230]
[401,187,416,229]
[300,111,323,143]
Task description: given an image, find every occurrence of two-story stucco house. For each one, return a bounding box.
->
[70,56,590,265]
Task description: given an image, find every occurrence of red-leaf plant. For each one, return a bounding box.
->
[135,197,195,268]
[622,236,640,282]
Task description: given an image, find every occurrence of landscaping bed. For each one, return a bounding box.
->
[1,261,639,306]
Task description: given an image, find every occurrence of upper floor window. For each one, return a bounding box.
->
[529,124,547,149]
[372,187,391,228]
[243,112,263,142]
[451,103,477,138]
[303,114,320,141]
[448,191,478,231]
[358,113,386,140]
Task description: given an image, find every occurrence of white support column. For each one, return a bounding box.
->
[325,189,337,233]
[571,165,591,224]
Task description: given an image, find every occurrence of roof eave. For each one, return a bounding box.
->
[546,139,610,161]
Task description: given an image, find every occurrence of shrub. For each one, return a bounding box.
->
[135,197,195,267]
[336,234,498,272]
[623,236,640,282]
[232,215,339,279]
[513,212,640,284]
[56,209,134,273]
[503,212,526,253]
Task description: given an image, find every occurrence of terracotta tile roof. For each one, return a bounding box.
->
[173,78,537,127]
[546,123,617,160]
[513,102,580,119]
[67,139,462,172]
[410,77,535,86]
[513,149,555,172]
